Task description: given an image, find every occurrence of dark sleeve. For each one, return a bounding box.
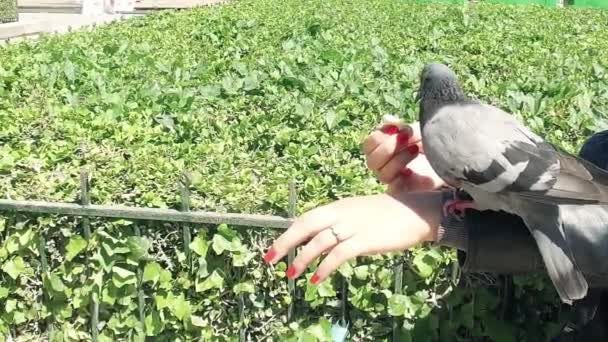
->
[435,190,545,274]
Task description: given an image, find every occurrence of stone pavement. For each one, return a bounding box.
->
[0,0,226,43]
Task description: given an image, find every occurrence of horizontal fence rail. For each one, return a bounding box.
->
[0,199,294,228]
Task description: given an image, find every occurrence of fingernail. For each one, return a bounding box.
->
[407,145,419,155]
[382,125,399,135]
[400,168,413,177]
[286,265,297,279]
[263,248,277,264]
[310,273,321,285]
[397,132,409,145]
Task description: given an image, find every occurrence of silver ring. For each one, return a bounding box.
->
[329,225,343,242]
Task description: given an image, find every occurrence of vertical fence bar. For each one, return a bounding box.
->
[179,171,192,271]
[80,169,98,342]
[239,277,246,342]
[37,228,52,335]
[133,224,145,335]
[287,181,297,322]
[392,262,404,341]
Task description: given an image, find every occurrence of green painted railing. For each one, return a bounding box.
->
[0,169,409,341]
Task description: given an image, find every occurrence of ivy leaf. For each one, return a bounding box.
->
[0,286,9,299]
[191,315,205,327]
[64,60,76,82]
[354,265,370,280]
[65,236,88,261]
[233,281,255,294]
[316,279,336,297]
[127,236,151,261]
[112,266,137,288]
[195,270,224,292]
[143,262,162,285]
[2,256,26,279]
[44,273,66,293]
[170,293,191,320]
[189,236,209,257]
[212,234,232,255]
[145,310,164,336]
[388,294,413,317]
[413,252,437,278]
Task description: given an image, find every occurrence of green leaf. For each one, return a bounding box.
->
[191,315,205,327]
[145,310,164,336]
[64,60,76,82]
[127,236,151,261]
[388,294,413,317]
[212,234,232,255]
[45,273,66,293]
[65,236,88,261]
[316,279,335,297]
[189,236,209,257]
[143,262,162,284]
[354,265,370,280]
[0,286,9,299]
[233,281,255,294]
[2,256,26,279]
[196,270,224,292]
[170,293,191,320]
[413,252,437,278]
[112,266,136,288]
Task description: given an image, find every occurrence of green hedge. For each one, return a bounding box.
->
[1,0,607,340]
[0,0,17,24]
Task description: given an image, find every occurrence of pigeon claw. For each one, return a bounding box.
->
[443,199,475,221]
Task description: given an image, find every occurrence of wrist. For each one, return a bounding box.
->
[389,190,443,243]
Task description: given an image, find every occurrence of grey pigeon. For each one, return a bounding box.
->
[416,63,608,304]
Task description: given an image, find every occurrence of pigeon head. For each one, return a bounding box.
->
[416,63,465,102]
[416,63,467,124]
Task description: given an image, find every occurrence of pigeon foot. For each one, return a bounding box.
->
[443,200,475,220]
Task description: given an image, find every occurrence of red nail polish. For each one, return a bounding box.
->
[310,273,321,285]
[397,132,409,145]
[263,248,277,263]
[400,168,413,177]
[407,145,419,155]
[382,125,399,135]
[286,265,297,279]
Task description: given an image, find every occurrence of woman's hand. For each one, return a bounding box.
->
[262,191,443,284]
[362,121,446,194]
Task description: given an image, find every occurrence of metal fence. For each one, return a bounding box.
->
[0,169,406,341]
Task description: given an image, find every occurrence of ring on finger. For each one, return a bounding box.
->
[328,223,349,242]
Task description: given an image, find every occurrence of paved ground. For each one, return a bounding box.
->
[0,0,225,43]
[0,13,139,43]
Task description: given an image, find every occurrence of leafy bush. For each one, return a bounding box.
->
[1,0,607,340]
[0,0,18,24]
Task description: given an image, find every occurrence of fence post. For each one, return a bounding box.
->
[392,262,404,341]
[287,181,297,322]
[37,225,52,335]
[80,169,98,342]
[133,223,146,337]
[179,171,192,271]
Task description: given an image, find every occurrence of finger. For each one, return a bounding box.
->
[376,146,420,184]
[264,205,337,264]
[309,236,363,284]
[362,130,387,156]
[366,130,412,170]
[286,228,338,279]
[407,122,422,143]
[387,175,408,195]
